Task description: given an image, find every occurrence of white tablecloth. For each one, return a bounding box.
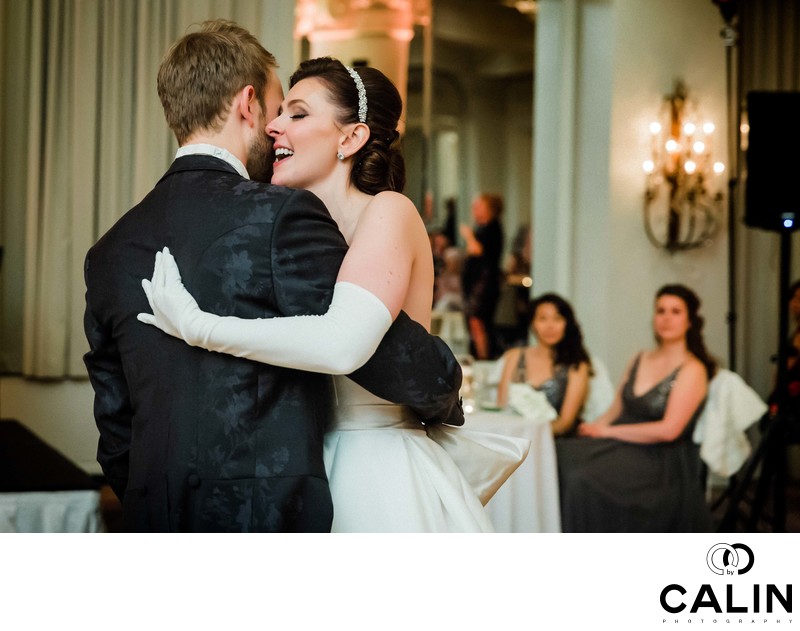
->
[465,410,561,532]
[0,490,103,533]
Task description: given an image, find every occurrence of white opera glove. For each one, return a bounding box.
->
[137,247,393,374]
[138,248,205,342]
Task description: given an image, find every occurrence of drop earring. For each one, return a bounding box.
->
[337,151,344,161]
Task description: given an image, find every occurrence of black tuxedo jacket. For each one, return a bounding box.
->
[83,155,462,532]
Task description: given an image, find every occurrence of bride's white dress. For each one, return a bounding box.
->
[323,377,528,533]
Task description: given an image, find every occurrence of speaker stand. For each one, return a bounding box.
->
[719,229,795,532]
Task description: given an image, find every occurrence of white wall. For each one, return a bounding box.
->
[534,0,730,384]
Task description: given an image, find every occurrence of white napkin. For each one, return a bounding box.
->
[507,383,558,423]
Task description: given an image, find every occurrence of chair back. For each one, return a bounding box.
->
[692,368,767,478]
[583,355,615,423]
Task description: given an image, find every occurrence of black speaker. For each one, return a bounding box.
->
[745,91,800,232]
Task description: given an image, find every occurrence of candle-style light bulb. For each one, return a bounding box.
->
[693,141,705,154]
[684,160,697,174]
[684,122,696,136]
[665,139,680,153]
[649,122,661,135]
[643,159,655,174]
[713,161,725,174]
[703,121,715,134]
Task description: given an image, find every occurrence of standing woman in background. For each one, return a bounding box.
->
[496,293,592,437]
[460,193,504,359]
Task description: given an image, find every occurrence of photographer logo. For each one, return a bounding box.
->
[706,542,754,576]
[659,542,792,624]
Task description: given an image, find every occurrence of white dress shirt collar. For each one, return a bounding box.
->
[175,143,249,179]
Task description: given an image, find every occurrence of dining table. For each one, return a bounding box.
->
[465,408,562,533]
[0,419,103,533]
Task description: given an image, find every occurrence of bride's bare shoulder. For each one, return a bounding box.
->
[359,191,424,234]
[368,191,419,217]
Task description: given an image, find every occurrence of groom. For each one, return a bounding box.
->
[83,20,462,532]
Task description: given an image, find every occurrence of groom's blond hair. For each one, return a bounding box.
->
[157,19,277,144]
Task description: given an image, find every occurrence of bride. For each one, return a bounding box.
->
[140,57,525,532]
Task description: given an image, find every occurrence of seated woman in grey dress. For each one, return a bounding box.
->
[556,284,715,532]
[496,293,592,437]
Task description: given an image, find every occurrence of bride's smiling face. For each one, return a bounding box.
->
[266,77,344,189]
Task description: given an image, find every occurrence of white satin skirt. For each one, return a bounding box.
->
[323,377,529,533]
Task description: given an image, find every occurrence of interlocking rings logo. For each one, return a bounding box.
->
[706,543,755,576]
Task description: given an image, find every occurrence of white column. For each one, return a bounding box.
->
[532,0,579,299]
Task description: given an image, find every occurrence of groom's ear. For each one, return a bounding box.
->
[237,85,258,127]
[340,122,370,157]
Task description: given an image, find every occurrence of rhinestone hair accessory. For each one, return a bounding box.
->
[345,65,368,123]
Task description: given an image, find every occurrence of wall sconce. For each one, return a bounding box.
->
[643,80,725,253]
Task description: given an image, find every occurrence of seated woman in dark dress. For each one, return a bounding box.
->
[556,284,715,532]
[496,293,592,437]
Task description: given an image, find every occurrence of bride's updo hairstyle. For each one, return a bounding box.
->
[289,57,406,194]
